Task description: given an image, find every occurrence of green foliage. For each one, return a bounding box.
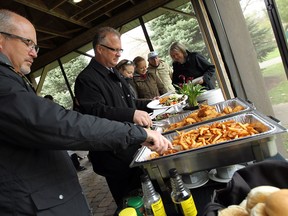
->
[148,3,208,64]
[264,49,280,61]
[268,79,288,104]
[261,61,284,77]
[261,62,288,105]
[41,55,89,109]
[276,0,288,24]
[174,81,206,106]
[246,16,276,62]
[282,133,288,152]
[148,2,276,64]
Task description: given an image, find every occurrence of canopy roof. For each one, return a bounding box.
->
[0,0,188,75]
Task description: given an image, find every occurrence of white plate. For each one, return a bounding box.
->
[191,76,203,84]
[208,165,245,183]
[147,94,188,110]
[182,171,209,189]
[158,90,175,99]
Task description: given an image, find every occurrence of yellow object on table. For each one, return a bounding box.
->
[119,207,137,216]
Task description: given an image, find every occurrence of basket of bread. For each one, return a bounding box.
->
[203,160,288,216]
[218,186,288,216]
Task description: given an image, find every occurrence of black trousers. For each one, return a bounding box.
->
[70,153,80,169]
[89,149,143,208]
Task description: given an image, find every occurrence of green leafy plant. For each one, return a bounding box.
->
[174,80,206,107]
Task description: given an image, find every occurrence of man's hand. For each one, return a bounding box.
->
[142,129,173,155]
[133,110,152,128]
[196,77,204,84]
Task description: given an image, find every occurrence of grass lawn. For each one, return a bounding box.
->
[269,81,288,104]
[282,133,288,152]
[263,49,280,61]
[261,62,284,77]
[260,55,288,152]
[261,63,288,104]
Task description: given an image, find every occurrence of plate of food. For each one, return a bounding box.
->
[147,94,188,110]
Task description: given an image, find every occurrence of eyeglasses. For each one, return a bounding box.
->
[99,44,123,54]
[117,60,134,68]
[0,31,39,53]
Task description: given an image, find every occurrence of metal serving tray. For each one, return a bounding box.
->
[154,97,255,134]
[130,110,287,180]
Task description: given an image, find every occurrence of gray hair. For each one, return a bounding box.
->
[169,41,188,57]
[92,27,121,51]
[0,9,17,33]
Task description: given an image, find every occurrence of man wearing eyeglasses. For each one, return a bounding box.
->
[74,27,154,213]
[0,32,38,76]
[0,10,172,216]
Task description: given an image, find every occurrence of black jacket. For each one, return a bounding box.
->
[74,58,146,187]
[172,51,216,90]
[0,53,146,215]
[75,58,149,122]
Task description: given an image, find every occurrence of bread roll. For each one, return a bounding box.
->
[218,205,249,216]
[239,199,247,209]
[265,189,288,216]
[246,186,280,212]
[250,203,267,216]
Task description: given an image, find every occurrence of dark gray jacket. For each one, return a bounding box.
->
[172,51,216,90]
[75,58,150,121]
[0,53,146,215]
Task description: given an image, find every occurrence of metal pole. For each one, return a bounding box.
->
[139,16,154,51]
[57,59,74,99]
[264,0,288,79]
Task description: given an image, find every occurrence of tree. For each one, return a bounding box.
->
[246,16,275,61]
[276,0,288,25]
[41,56,89,109]
[148,3,208,64]
[148,1,276,64]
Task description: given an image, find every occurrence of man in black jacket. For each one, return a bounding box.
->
[74,27,154,210]
[0,9,172,216]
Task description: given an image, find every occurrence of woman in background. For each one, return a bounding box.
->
[132,56,167,99]
[169,41,216,90]
[116,59,138,99]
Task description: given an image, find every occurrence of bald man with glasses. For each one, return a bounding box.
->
[74,27,154,213]
[0,10,172,216]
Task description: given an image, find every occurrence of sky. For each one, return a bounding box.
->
[86,26,150,63]
[120,26,150,61]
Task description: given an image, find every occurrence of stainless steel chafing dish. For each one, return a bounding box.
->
[154,97,255,134]
[130,110,287,181]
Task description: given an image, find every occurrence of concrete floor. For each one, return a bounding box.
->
[76,153,117,216]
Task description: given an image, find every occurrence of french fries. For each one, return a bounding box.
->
[149,120,267,159]
[164,104,244,132]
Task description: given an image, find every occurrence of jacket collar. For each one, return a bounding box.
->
[90,58,110,76]
[89,58,125,82]
[0,53,35,92]
[0,53,14,70]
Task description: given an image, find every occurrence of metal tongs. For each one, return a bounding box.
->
[149,108,170,120]
[152,120,169,127]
